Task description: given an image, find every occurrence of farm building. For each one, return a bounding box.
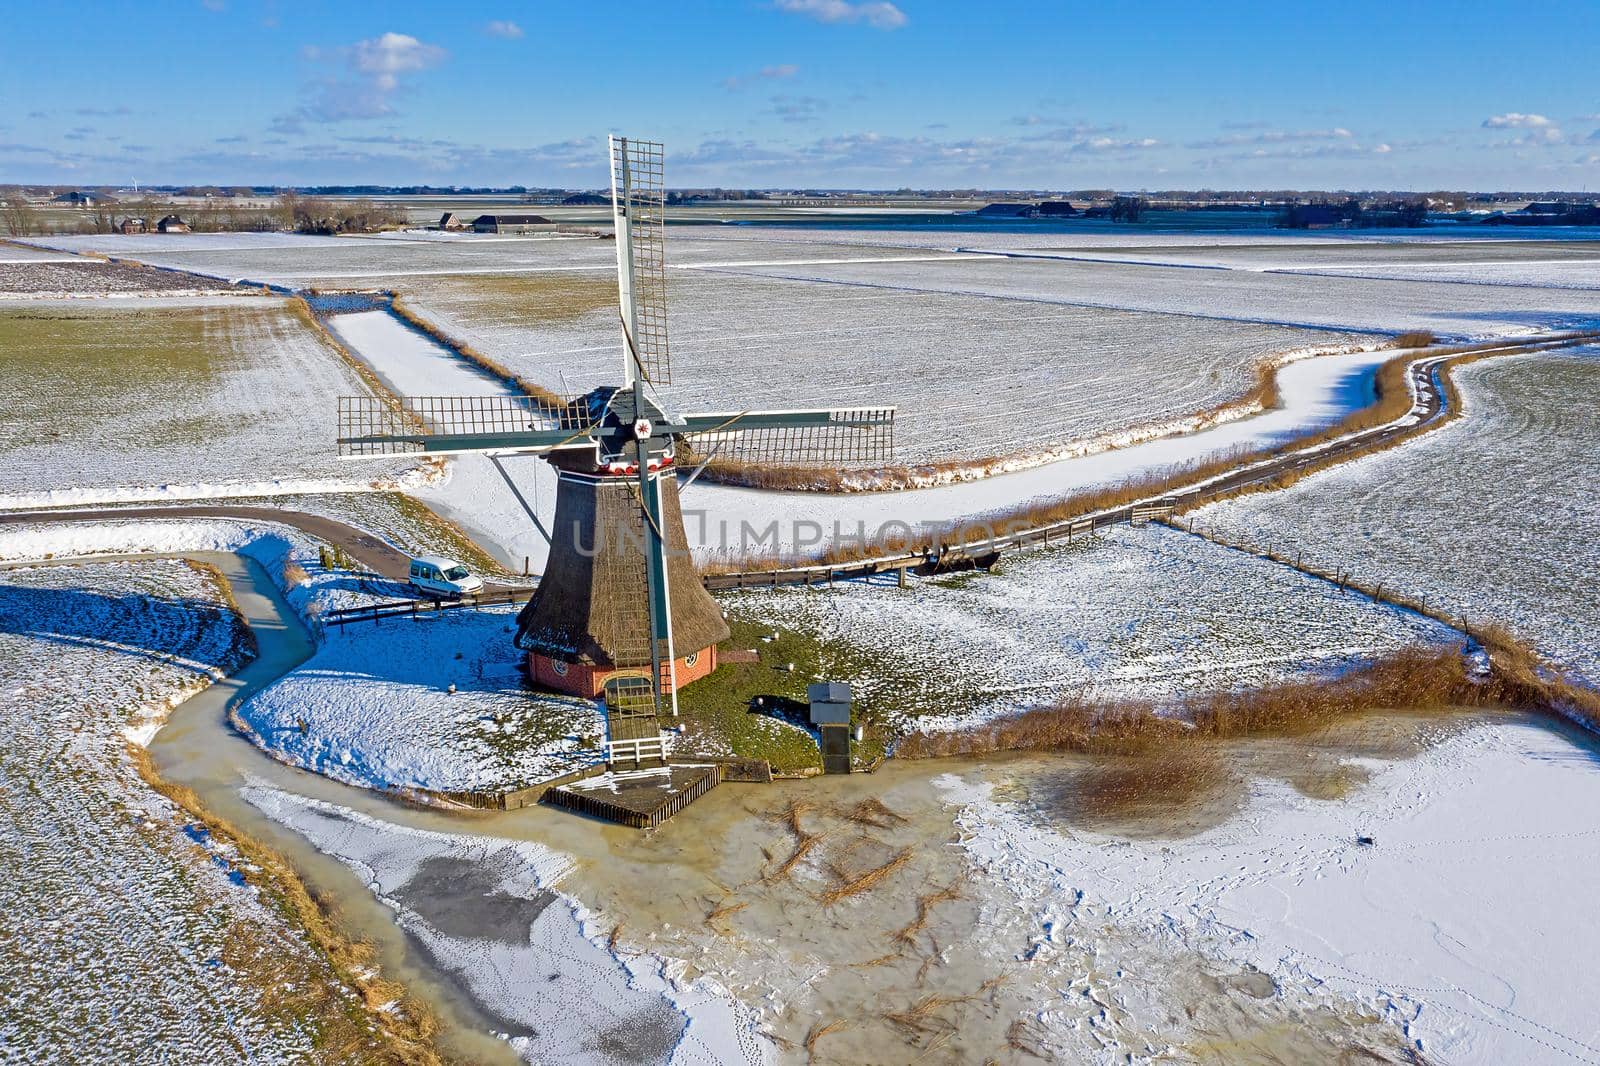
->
[117,217,148,235]
[472,213,552,234]
[976,202,1039,218]
[53,190,109,206]
[155,215,191,234]
[438,211,464,230]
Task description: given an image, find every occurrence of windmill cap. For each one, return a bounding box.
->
[807,681,852,704]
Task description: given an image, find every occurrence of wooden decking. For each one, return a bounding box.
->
[542,763,724,829]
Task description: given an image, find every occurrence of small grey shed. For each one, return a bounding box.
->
[807,681,852,726]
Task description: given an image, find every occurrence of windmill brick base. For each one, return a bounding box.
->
[526,645,720,698]
[515,454,730,704]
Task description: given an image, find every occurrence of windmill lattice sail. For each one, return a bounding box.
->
[337,394,592,456]
[679,407,896,466]
[611,136,671,384]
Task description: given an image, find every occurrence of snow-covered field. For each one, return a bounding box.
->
[939,714,1600,1065]
[0,559,329,1062]
[1192,347,1600,686]
[0,297,418,507]
[711,253,1600,337]
[0,259,236,296]
[237,606,604,794]
[720,524,1460,731]
[397,268,1366,464]
[245,786,771,1065]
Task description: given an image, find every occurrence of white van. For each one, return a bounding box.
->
[407,555,484,597]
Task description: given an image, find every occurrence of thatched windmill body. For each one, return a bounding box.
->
[338,135,894,764]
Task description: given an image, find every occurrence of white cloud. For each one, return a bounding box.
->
[484,20,524,39]
[774,0,907,30]
[1482,112,1553,129]
[276,32,447,129]
[351,32,447,93]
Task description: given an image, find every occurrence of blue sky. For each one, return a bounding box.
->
[2,0,1598,189]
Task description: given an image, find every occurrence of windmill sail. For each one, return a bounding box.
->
[610,135,671,385]
[336,393,593,457]
[678,407,896,465]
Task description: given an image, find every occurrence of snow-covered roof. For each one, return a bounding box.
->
[412,554,465,569]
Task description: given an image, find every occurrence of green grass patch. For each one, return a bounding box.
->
[0,306,228,450]
[677,611,919,771]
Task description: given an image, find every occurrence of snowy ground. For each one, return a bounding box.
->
[1191,347,1600,686]
[325,308,553,572]
[392,269,1365,464]
[237,606,604,794]
[244,786,771,1066]
[0,297,421,508]
[0,259,236,296]
[709,253,1600,338]
[0,559,332,1063]
[719,524,1461,732]
[323,302,1412,568]
[937,714,1600,1065]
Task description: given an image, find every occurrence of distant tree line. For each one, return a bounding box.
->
[1276,198,1428,229]
[0,191,407,236]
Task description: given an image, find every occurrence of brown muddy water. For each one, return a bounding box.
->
[147,550,1530,1064]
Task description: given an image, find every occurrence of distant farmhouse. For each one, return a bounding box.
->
[155,214,191,234]
[53,190,111,206]
[438,211,465,230]
[1483,201,1600,226]
[117,217,147,235]
[472,213,552,234]
[975,200,1079,219]
[976,202,1040,218]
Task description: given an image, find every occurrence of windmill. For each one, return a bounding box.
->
[337,135,895,767]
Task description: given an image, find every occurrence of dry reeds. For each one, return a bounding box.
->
[898,645,1480,761]
[1391,330,1438,348]
[1074,746,1231,821]
[893,880,964,948]
[1006,1017,1051,1059]
[803,1019,850,1059]
[764,798,825,884]
[819,848,911,905]
[704,898,748,929]
[840,797,908,829]
[884,993,965,1036]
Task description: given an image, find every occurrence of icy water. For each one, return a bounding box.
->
[138,550,1600,1064]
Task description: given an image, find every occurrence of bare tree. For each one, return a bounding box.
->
[1,196,39,236]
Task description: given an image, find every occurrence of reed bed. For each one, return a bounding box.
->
[897,646,1481,761]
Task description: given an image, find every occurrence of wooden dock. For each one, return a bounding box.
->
[542,763,724,829]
